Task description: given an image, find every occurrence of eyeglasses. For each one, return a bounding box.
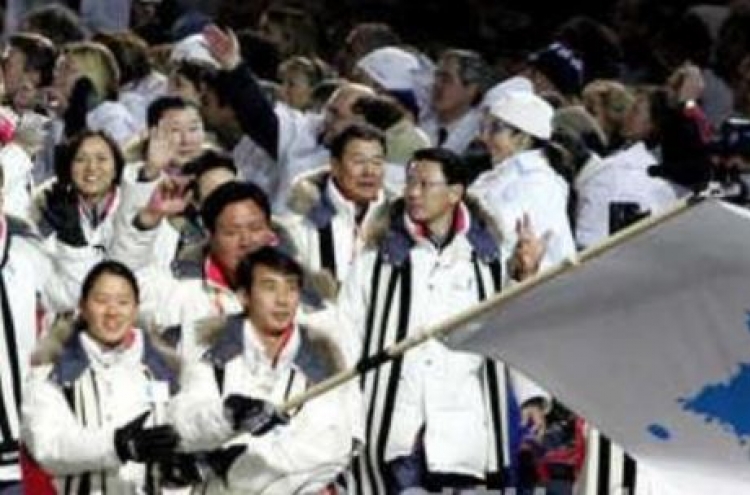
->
[480,118,514,136]
[405,177,448,191]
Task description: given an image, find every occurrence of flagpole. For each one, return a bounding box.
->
[279,195,703,414]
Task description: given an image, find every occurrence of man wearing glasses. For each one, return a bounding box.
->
[337,147,549,494]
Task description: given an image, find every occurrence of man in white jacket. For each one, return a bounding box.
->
[169,246,359,494]
[337,147,549,494]
[282,122,390,285]
[112,179,278,329]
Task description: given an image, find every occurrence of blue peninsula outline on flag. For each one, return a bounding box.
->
[672,312,750,445]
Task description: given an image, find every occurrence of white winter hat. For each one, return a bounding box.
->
[480,76,534,110]
[488,90,554,140]
[170,34,219,68]
[355,46,420,91]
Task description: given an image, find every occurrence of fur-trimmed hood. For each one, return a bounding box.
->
[196,313,347,384]
[31,315,181,391]
[286,166,332,219]
[363,195,504,265]
[286,166,393,229]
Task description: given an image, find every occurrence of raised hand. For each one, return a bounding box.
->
[509,213,550,281]
[202,24,242,71]
[137,176,194,229]
[143,123,180,181]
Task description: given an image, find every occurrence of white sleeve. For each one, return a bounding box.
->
[21,366,121,475]
[109,165,165,271]
[226,384,355,494]
[168,357,235,452]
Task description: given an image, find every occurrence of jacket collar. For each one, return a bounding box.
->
[380,199,500,266]
[50,328,178,392]
[202,313,246,367]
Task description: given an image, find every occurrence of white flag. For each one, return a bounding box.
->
[444,199,750,494]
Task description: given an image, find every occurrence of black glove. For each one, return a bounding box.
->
[41,184,87,247]
[159,453,205,487]
[205,445,247,483]
[114,411,180,463]
[223,394,288,436]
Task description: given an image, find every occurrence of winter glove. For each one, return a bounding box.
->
[159,453,205,487]
[114,411,180,463]
[205,445,247,483]
[40,184,87,247]
[223,394,288,436]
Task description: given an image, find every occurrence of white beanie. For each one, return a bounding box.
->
[480,76,534,110]
[170,34,219,68]
[488,90,554,140]
[355,46,420,91]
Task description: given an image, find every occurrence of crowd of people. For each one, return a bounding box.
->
[1,0,750,494]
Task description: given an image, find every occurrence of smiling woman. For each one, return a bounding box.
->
[29,130,128,310]
[21,260,182,494]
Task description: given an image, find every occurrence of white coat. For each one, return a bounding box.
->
[281,169,388,284]
[234,104,329,215]
[21,326,179,495]
[469,148,577,270]
[337,199,548,490]
[574,143,683,249]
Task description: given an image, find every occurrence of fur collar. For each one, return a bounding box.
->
[197,313,347,384]
[363,195,504,266]
[287,167,332,225]
[31,315,181,392]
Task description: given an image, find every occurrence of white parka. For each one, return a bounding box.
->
[281,168,389,284]
[574,142,683,249]
[337,199,548,487]
[469,148,577,270]
[169,314,359,494]
[21,327,179,495]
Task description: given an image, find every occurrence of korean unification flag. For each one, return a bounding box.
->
[443,199,750,494]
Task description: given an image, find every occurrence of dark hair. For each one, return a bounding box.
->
[171,59,218,94]
[21,4,87,45]
[410,147,468,188]
[171,59,228,106]
[309,78,344,110]
[345,22,401,58]
[81,260,140,303]
[93,31,151,86]
[201,181,271,233]
[146,95,201,127]
[327,122,386,159]
[183,149,237,202]
[183,149,237,178]
[55,130,126,188]
[8,32,58,86]
[235,245,304,293]
[278,55,330,87]
[352,94,406,130]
